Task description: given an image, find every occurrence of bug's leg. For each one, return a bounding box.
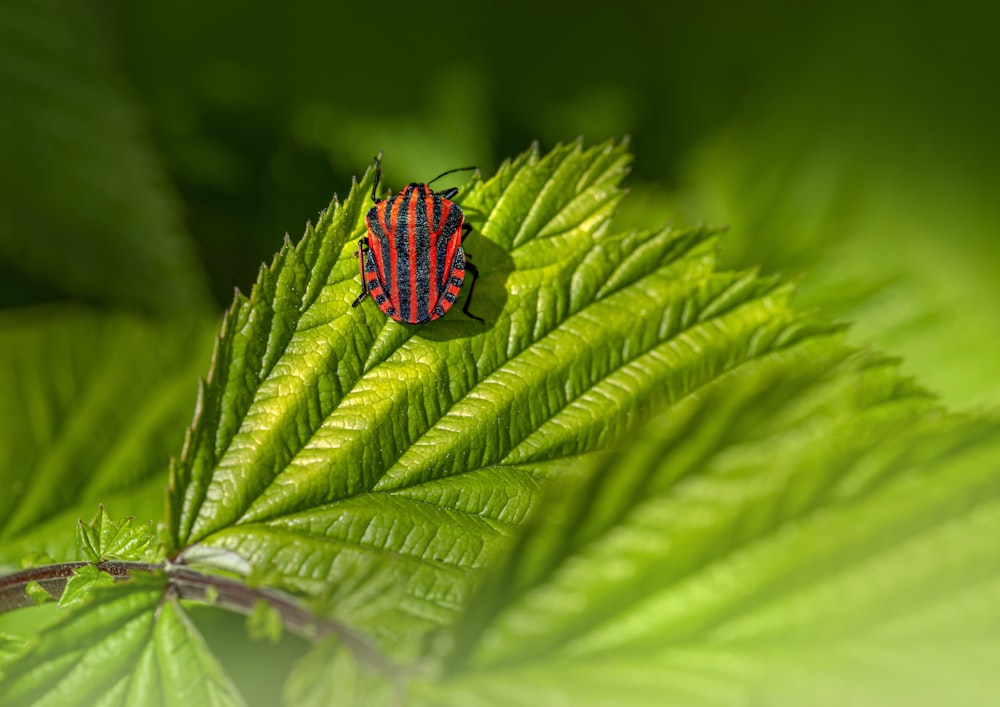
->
[460,222,474,260]
[462,261,484,323]
[351,238,370,308]
[437,187,459,200]
[371,155,383,204]
[461,223,476,259]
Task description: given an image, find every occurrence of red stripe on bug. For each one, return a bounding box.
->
[388,197,402,315]
[407,190,419,322]
[428,196,442,308]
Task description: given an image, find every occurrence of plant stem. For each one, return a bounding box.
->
[0,560,392,672]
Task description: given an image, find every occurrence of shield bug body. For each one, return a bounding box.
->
[351,156,482,324]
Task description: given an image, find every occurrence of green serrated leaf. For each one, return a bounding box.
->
[0,574,246,707]
[168,142,833,652]
[57,564,116,610]
[77,506,156,564]
[408,347,1000,706]
[0,308,214,565]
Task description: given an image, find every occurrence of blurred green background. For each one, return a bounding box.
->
[2,0,999,407]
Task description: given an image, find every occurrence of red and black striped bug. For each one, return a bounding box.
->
[351,156,483,324]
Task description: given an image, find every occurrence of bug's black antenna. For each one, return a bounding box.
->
[428,165,477,187]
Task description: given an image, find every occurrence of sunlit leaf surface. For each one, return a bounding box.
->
[168,142,829,653]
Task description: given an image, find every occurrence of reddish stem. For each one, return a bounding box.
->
[0,561,391,672]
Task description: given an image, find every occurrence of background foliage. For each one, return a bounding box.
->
[3,0,999,403]
[2,0,999,704]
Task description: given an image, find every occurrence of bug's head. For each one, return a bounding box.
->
[404,183,431,198]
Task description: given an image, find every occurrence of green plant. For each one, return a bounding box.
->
[2,142,999,706]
